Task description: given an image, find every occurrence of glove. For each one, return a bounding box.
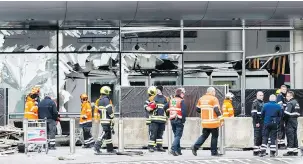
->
[111,126,115,135]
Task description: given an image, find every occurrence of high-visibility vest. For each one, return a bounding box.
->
[80,101,92,125]
[197,93,223,129]
[24,97,38,120]
[168,97,183,120]
[222,100,234,118]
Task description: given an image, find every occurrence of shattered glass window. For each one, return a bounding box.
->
[59,30,120,52]
[121,53,182,86]
[0,53,57,117]
[0,30,57,52]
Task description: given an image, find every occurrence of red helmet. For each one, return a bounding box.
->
[148,101,157,110]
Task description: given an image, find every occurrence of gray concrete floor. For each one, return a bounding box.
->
[0,147,302,164]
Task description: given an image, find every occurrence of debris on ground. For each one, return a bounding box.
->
[0,125,23,155]
[58,156,75,160]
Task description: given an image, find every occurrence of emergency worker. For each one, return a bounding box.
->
[79,93,94,148]
[283,91,300,156]
[146,86,169,152]
[38,92,58,150]
[222,92,234,118]
[32,86,41,104]
[163,88,187,156]
[24,90,39,120]
[191,87,223,156]
[260,95,282,157]
[144,86,157,146]
[94,86,116,154]
[276,85,288,148]
[251,91,264,156]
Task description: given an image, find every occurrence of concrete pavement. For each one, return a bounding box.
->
[0,147,302,164]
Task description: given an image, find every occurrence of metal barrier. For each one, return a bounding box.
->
[118,119,124,152]
[8,112,80,154]
[219,125,226,155]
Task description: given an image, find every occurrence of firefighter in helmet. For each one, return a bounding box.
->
[79,93,94,148]
[144,86,157,147]
[93,86,116,154]
[222,92,234,118]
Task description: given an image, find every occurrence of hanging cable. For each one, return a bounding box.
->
[59,1,68,27]
[123,1,139,27]
[252,1,279,27]
[188,1,209,27]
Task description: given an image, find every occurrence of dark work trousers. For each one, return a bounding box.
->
[261,123,278,154]
[149,122,165,148]
[94,125,114,152]
[253,124,263,152]
[171,119,184,153]
[285,120,298,151]
[278,120,286,145]
[83,127,94,146]
[47,119,56,148]
[193,128,219,155]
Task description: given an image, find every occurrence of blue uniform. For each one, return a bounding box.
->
[260,101,282,156]
[276,93,287,146]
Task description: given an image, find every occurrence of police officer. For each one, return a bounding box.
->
[276,85,288,148]
[251,91,264,156]
[283,91,300,156]
[94,86,116,154]
[164,88,187,156]
[144,86,157,147]
[259,94,282,157]
[191,87,223,156]
[147,85,169,152]
[79,93,94,148]
[38,92,58,150]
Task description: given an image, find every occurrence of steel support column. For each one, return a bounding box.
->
[289,30,295,89]
[180,20,184,85]
[240,20,246,116]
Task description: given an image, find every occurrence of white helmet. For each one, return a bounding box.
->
[225,92,234,99]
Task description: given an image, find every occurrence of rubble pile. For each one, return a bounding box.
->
[0,126,23,155]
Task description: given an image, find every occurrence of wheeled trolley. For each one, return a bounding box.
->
[23,119,48,154]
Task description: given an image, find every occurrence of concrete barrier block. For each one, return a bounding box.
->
[224,117,254,148]
[298,117,303,147]
[122,118,149,148]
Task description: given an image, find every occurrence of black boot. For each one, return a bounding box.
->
[283,151,293,156]
[93,143,102,154]
[270,151,276,157]
[191,146,198,156]
[211,152,223,157]
[106,143,116,153]
[253,151,260,156]
[156,146,166,152]
[259,150,266,157]
[170,150,179,156]
[293,152,298,156]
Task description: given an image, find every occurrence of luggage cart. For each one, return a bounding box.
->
[23,119,48,154]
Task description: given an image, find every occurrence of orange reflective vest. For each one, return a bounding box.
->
[196,93,223,129]
[94,98,113,121]
[222,99,234,118]
[168,97,183,120]
[24,96,38,120]
[80,101,92,125]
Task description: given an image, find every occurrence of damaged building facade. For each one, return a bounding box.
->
[0,1,303,126]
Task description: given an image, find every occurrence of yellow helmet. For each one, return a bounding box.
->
[147,86,157,96]
[100,86,111,95]
[276,89,281,95]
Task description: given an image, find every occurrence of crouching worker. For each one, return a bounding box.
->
[79,93,94,148]
[24,90,39,120]
[94,86,116,154]
[260,94,282,157]
[164,88,187,156]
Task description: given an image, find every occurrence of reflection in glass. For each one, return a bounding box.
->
[0,53,57,115]
[60,30,120,52]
